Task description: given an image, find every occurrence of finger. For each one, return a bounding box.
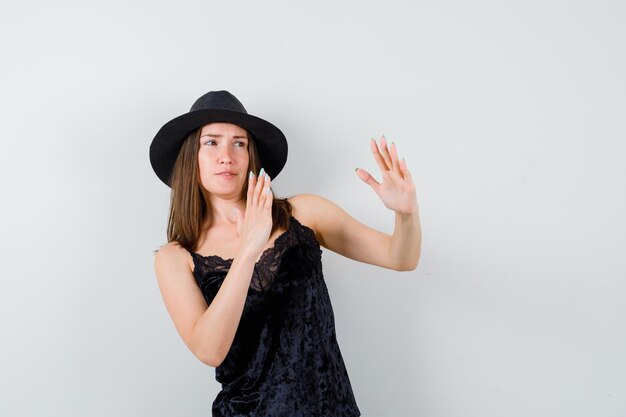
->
[356,168,381,192]
[253,170,266,207]
[370,138,389,172]
[232,207,241,225]
[400,158,415,185]
[264,184,273,209]
[247,171,256,208]
[235,207,244,236]
[259,174,270,206]
[379,135,393,171]
[389,141,403,178]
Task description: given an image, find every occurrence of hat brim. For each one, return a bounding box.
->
[150,109,287,187]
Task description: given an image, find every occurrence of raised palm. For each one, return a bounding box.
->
[356,135,418,214]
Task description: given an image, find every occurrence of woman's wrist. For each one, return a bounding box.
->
[395,205,420,218]
[234,248,260,265]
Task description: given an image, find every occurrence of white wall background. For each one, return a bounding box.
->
[1,0,625,416]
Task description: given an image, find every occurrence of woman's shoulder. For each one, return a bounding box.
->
[287,193,316,216]
[287,193,331,215]
[155,240,188,256]
[287,193,325,241]
[154,241,194,274]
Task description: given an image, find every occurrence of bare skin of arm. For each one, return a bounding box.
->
[289,136,421,271]
[154,171,273,367]
[289,193,421,271]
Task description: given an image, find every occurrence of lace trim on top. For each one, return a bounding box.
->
[189,216,303,292]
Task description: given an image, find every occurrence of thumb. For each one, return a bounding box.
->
[355,168,380,190]
[233,207,244,235]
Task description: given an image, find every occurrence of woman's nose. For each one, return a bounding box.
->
[218,145,233,162]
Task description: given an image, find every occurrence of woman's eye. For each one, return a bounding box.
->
[203,140,246,147]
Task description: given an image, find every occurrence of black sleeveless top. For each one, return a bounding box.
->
[189,215,361,417]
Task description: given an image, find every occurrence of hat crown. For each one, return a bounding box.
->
[190,90,248,114]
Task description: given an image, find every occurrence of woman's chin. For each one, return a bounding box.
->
[205,183,243,196]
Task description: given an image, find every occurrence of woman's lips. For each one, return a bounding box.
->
[217,173,236,178]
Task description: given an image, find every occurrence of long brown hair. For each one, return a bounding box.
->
[154,126,292,254]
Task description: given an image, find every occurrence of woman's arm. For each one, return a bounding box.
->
[154,244,257,367]
[291,135,421,271]
[291,193,421,271]
[154,171,274,367]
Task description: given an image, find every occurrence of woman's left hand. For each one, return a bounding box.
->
[356,135,418,214]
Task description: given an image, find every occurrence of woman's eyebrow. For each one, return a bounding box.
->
[200,134,248,139]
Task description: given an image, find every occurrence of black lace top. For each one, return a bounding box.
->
[189,215,361,417]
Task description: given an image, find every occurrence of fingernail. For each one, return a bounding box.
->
[260,167,265,176]
[266,187,271,194]
[249,171,254,179]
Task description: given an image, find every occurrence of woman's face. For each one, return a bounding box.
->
[197,122,250,198]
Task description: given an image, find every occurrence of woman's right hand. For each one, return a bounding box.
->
[233,170,273,260]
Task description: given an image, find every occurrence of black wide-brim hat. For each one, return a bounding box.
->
[150,90,288,187]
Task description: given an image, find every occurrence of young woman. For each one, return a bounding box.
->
[150,90,421,417]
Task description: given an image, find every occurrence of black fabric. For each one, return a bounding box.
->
[190,215,361,417]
